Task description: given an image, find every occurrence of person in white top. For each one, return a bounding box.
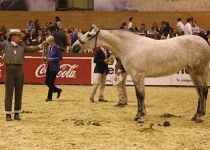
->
[191,20,206,35]
[184,18,193,35]
[176,18,185,35]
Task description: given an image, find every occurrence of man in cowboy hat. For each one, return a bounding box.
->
[0,29,45,121]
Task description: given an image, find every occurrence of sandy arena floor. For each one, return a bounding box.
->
[0,84,210,150]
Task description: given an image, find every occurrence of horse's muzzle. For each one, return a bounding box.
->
[72,45,81,53]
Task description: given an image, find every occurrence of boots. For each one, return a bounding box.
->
[6,114,12,121]
[14,113,21,121]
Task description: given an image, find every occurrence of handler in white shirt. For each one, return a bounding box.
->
[184,18,193,35]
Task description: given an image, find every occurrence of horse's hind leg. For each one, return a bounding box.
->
[133,77,146,123]
[187,66,208,123]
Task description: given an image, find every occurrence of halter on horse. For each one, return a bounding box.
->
[72,25,210,123]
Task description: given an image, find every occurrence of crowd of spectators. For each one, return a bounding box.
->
[0,16,210,52]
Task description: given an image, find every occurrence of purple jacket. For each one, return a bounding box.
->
[47,45,62,71]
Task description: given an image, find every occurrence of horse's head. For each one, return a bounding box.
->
[72,25,100,53]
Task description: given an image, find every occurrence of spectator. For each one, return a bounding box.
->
[34,19,41,34]
[35,30,46,45]
[184,18,193,35]
[26,20,35,33]
[25,30,36,46]
[70,28,78,45]
[128,17,138,32]
[176,18,185,35]
[151,21,159,33]
[139,23,148,34]
[54,28,67,51]
[55,16,62,31]
[120,22,127,30]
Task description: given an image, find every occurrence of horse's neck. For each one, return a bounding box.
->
[97,30,138,57]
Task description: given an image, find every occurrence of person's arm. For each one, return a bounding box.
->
[0,41,6,51]
[24,42,45,53]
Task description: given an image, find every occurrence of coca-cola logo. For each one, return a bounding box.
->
[35,64,79,78]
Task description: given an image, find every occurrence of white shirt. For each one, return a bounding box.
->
[177,21,184,33]
[11,41,18,47]
[128,22,133,30]
[184,23,192,35]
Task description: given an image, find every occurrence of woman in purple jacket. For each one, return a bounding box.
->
[45,35,63,101]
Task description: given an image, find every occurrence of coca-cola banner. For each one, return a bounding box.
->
[0,57,92,85]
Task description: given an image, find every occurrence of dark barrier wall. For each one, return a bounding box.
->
[0,11,210,31]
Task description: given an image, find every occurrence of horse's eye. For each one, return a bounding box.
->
[87,34,92,37]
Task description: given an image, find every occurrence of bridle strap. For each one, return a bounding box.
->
[78,38,85,44]
[78,29,100,49]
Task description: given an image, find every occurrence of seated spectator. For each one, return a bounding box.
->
[176,17,184,35]
[128,17,138,32]
[184,18,193,35]
[70,28,78,45]
[25,30,36,46]
[162,22,173,39]
[151,21,159,33]
[191,20,206,35]
[207,31,210,46]
[139,24,147,34]
[35,30,46,45]
[26,20,35,33]
[120,22,127,30]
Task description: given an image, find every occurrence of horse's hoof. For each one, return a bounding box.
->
[133,117,138,121]
[191,113,198,121]
[195,115,204,123]
[137,117,144,123]
[195,118,204,123]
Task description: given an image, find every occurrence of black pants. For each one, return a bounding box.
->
[45,66,59,99]
[5,64,24,114]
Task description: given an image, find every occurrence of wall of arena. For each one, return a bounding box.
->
[0,11,210,31]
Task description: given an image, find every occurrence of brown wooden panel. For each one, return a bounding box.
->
[0,11,209,32]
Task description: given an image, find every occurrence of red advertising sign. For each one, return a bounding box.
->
[0,57,92,85]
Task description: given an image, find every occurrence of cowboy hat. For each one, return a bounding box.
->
[6,29,25,38]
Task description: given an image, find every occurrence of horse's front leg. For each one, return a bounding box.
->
[133,77,146,123]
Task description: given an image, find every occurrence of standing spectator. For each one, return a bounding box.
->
[34,19,41,34]
[0,29,44,121]
[184,18,193,35]
[114,57,128,107]
[89,47,113,103]
[54,28,67,51]
[177,18,185,35]
[55,16,62,31]
[128,17,137,32]
[45,35,63,102]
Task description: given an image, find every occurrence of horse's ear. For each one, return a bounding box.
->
[92,24,99,32]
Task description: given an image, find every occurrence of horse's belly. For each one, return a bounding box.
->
[145,63,185,77]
